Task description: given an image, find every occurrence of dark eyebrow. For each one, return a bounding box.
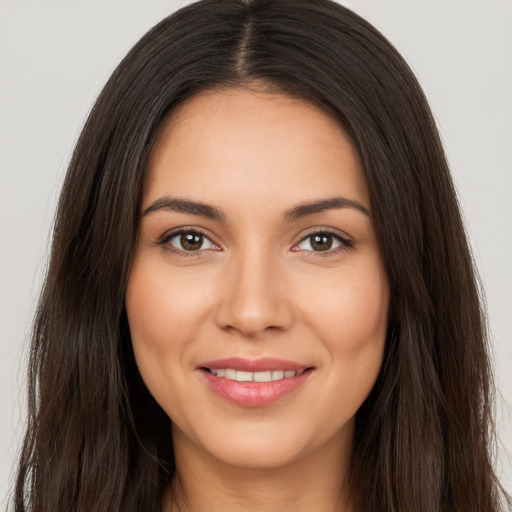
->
[283,197,370,222]
[142,195,369,222]
[142,196,225,222]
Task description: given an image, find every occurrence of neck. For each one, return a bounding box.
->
[164,425,354,512]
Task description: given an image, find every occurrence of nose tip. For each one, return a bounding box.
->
[214,257,294,337]
[219,302,286,336]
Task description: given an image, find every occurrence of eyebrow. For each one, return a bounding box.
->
[142,196,225,221]
[283,197,370,221]
[142,195,369,222]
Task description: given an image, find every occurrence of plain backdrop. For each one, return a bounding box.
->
[1,0,511,506]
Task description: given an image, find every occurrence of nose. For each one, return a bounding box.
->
[214,248,294,337]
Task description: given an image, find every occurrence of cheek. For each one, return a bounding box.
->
[302,257,389,391]
[126,259,212,353]
[124,256,215,408]
[304,258,389,343]
[338,266,388,392]
[125,256,218,424]
[337,269,388,348]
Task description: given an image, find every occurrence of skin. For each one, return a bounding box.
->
[126,87,390,512]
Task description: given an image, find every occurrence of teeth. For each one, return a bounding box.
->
[253,370,272,382]
[225,369,236,380]
[271,370,284,380]
[236,371,253,382]
[208,368,302,382]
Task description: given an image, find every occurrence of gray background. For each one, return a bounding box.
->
[1,0,511,505]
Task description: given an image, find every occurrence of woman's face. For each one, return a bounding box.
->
[126,88,390,469]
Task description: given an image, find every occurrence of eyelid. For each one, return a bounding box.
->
[155,226,352,257]
[157,226,221,255]
[291,228,353,254]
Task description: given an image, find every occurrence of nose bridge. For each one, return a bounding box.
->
[215,241,292,335]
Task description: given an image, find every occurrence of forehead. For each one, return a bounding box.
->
[144,88,369,212]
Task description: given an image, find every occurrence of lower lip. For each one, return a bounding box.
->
[200,369,313,407]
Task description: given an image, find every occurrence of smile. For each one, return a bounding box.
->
[206,369,305,382]
[198,358,314,407]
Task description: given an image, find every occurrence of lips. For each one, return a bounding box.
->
[207,368,304,382]
[197,357,314,407]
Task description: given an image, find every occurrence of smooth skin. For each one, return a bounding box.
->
[126,87,390,512]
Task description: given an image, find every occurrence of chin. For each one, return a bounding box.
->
[208,437,308,469]
[182,414,353,471]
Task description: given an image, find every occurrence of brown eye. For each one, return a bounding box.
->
[310,234,333,251]
[167,230,216,252]
[180,232,203,251]
[295,231,350,253]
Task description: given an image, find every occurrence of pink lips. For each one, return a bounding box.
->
[197,357,313,408]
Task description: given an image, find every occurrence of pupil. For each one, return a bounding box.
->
[311,234,332,251]
[181,233,202,251]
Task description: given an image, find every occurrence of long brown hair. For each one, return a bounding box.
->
[13,0,510,510]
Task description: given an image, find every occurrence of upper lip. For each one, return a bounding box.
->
[197,357,312,372]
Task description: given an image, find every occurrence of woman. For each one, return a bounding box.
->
[12,0,510,510]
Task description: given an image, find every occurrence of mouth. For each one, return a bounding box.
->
[202,367,308,382]
[197,357,315,407]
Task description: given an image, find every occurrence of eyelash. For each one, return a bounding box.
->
[157,228,219,258]
[157,228,353,258]
[293,229,353,257]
